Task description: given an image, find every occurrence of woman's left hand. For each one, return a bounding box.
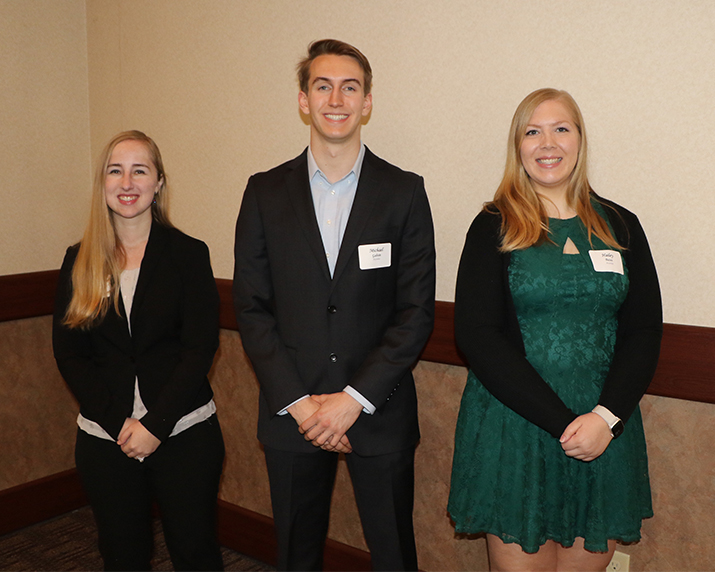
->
[117,418,161,460]
[559,413,612,462]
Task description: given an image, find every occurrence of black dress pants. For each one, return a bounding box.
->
[75,415,225,571]
[264,445,417,571]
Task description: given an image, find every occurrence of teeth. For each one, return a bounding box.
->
[118,195,136,201]
[325,114,348,120]
[537,158,561,165]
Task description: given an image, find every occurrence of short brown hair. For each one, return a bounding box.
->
[297,39,373,95]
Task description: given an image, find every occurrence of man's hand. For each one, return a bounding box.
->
[299,392,362,453]
[560,412,612,462]
[117,418,161,460]
[288,396,352,453]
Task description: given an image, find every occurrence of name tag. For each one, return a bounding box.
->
[358,243,392,270]
[588,250,624,275]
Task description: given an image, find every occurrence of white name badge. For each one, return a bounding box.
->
[588,250,624,275]
[358,243,392,270]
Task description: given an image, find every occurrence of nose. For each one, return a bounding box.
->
[121,172,133,189]
[328,88,343,107]
[541,131,555,148]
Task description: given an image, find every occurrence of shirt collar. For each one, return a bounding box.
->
[307,143,366,184]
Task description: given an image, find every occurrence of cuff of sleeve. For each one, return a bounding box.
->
[278,395,310,416]
[343,386,375,415]
[592,404,621,429]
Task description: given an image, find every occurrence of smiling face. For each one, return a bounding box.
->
[104,139,162,225]
[519,98,580,197]
[298,54,373,149]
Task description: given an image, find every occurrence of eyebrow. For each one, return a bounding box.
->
[106,162,151,169]
[311,76,362,86]
[526,119,572,128]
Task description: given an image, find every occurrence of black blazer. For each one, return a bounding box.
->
[233,147,436,455]
[53,223,220,443]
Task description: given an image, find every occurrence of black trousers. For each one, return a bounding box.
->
[264,445,417,571]
[75,416,225,571]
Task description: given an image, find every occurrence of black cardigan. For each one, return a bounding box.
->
[454,195,663,438]
[53,223,220,442]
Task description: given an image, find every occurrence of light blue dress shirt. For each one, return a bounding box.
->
[279,144,375,416]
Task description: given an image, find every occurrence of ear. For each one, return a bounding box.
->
[361,92,373,117]
[298,91,310,115]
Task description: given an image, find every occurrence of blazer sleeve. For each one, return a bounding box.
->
[233,177,309,415]
[597,205,663,423]
[345,177,436,407]
[139,238,220,442]
[454,210,578,438]
[52,247,129,439]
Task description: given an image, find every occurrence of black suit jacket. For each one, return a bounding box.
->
[233,147,436,455]
[53,223,220,443]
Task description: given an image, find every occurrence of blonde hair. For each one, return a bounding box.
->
[64,130,172,329]
[488,88,620,252]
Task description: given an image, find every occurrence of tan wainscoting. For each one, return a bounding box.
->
[2,269,715,571]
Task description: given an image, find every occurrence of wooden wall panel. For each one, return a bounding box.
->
[3,271,714,405]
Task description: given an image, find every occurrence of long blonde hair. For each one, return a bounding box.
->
[63,131,172,329]
[488,88,620,252]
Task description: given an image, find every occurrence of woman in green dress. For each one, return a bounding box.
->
[448,89,662,571]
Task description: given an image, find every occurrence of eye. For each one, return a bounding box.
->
[107,168,121,175]
[317,84,331,91]
[343,85,357,92]
[556,126,570,133]
[134,169,147,175]
[525,129,539,136]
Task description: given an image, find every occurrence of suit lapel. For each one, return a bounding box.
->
[331,149,382,287]
[130,222,169,330]
[285,150,332,282]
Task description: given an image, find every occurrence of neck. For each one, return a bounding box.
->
[113,214,152,250]
[536,186,576,219]
[310,135,361,184]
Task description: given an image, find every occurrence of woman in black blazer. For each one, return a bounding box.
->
[53,131,224,571]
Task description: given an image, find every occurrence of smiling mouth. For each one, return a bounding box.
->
[536,158,562,165]
[118,195,138,202]
[324,114,348,121]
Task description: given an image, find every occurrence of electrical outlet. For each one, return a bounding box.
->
[607,550,630,572]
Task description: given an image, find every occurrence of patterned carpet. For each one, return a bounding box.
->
[0,506,274,571]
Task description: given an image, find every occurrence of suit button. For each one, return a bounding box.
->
[329,353,338,362]
[327,305,337,314]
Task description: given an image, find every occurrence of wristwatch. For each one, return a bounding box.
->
[592,405,624,439]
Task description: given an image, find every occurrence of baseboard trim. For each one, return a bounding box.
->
[216,500,372,571]
[0,468,87,537]
[1,469,371,571]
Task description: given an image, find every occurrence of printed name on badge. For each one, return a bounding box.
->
[358,243,392,270]
[588,250,624,275]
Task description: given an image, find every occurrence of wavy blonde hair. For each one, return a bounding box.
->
[64,131,172,329]
[488,88,620,252]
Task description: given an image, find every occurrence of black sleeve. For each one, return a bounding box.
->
[454,210,577,438]
[140,239,220,442]
[52,247,129,439]
[597,204,663,422]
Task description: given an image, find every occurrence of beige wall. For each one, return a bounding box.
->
[83,0,715,329]
[0,0,91,274]
[1,1,714,570]
[3,1,712,326]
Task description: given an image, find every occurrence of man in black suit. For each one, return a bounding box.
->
[233,39,435,571]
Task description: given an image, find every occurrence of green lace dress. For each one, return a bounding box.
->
[448,215,652,554]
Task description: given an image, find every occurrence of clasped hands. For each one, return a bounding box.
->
[288,392,363,454]
[117,418,161,461]
[560,412,613,462]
